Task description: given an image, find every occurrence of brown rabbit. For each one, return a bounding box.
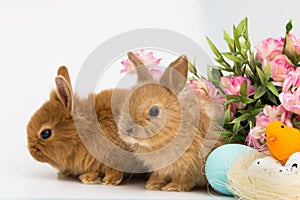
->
[27,66,130,185]
[117,52,224,191]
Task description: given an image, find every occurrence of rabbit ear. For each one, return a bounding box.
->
[55,75,73,112]
[160,55,188,95]
[57,66,72,87]
[127,52,152,82]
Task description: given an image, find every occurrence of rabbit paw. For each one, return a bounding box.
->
[102,168,123,185]
[57,171,72,179]
[79,172,101,184]
[145,180,166,190]
[161,182,191,192]
[81,178,102,185]
[102,174,123,186]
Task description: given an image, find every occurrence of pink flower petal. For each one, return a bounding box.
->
[120,50,162,76]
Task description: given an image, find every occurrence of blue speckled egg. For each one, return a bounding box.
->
[205,144,255,196]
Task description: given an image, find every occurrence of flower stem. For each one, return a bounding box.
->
[283,19,293,54]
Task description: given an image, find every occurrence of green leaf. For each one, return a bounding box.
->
[232,121,242,133]
[254,85,267,99]
[244,68,254,79]
[255,99,262,107]
[240,96,255,104]
[225,95,254,105]
[226,95,241,100]
[266,82,279,97]
[220,130,230,137]
[286,19,293,33]
[213,56,232,69]
[230,113,249,124]
[211,65,226,71]
[208,67,222,85]
[212,68,223,78]
[188,62,198,77]
[266,91,278,105]
[232,122,239,133]
[225,95,243,105]
[249,107,264,116]
[245,40,250,49]
[240,80,248,97]
[249,51,256,72]
[223,30,235,52]
[225,97,242,106]
[236,18,246,37]
[240,48,247,60]
[244,18,249,34]
[256,67,266,84]
[225,106,232,123]
[223,52,244,63]
[264,62,271,80]
[238,110,248,114]
[206,36,222,58]
[228,134,246,143]
[220,130,234,138]
[233,25,242,52]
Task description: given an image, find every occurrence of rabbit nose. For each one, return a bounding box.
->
[126,128,133,136]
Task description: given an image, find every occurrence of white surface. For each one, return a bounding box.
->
[4,152,231,199]
[1,0,300,199]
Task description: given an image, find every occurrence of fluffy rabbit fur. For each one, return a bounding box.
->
[27,66,129,185]
[117,52,224,191]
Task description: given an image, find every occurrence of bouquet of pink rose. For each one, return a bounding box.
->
[120,18,300,152]
[189,18,300,151]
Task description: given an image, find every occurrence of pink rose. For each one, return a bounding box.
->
[188,79,225,103]
[282,67,300,92]
[120,50,162,74]
[279,88,300,115]
[189,79,218,97]
[255,113,270,128]
[264,54,294,84]
[246,126,268,151]
[220,76,255,116]
[255,105,286,127]
[220,76,256,96]
[255,37,284,62]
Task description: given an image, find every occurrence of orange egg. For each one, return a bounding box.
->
[265,121,300,163]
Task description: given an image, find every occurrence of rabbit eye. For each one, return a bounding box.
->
[40,129,52,140]
[149,106,159,117]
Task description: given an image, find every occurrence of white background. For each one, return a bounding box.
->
[1,0,300,199]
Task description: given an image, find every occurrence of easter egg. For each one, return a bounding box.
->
[205,144,256,196]
[285,152,300,174]
[248,156,282,176]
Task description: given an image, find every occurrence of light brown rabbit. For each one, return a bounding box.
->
[117,52,224,191]
[27,66,130,185]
